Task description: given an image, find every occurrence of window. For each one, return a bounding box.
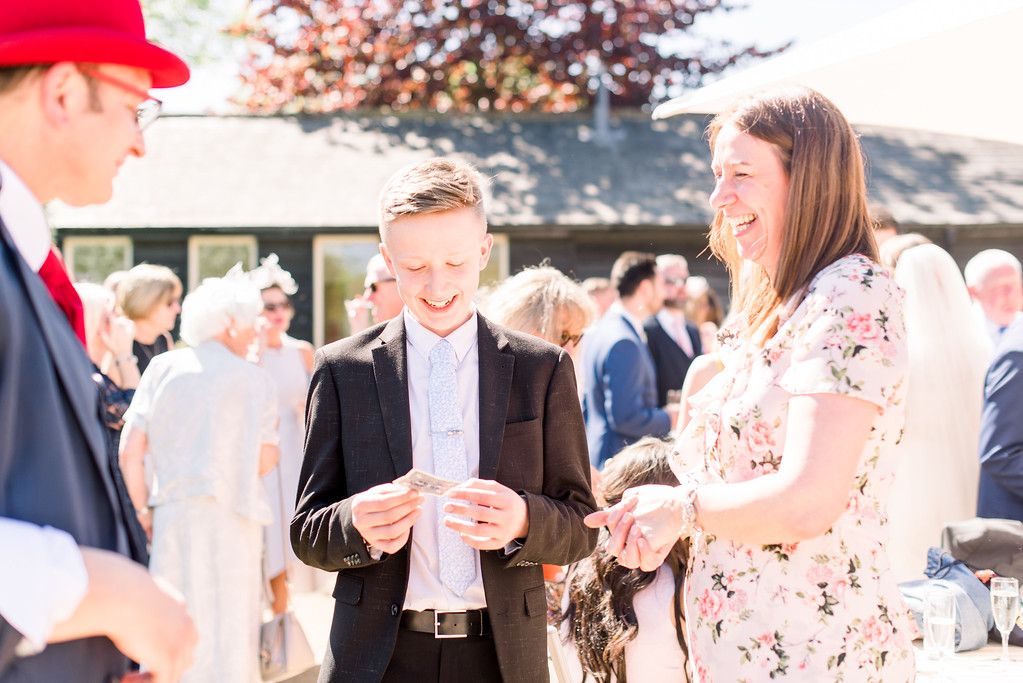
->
[313,234,509,347]
[62,236,133,284]
[187,236,257,291]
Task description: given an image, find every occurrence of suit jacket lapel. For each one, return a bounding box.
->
[372,316,414,477]
[477,316,514,481]
[0,220,116,508]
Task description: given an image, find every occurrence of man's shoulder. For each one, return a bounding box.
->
[994,320,1023,361]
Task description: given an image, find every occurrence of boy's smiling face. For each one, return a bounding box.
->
[380,206,493,337]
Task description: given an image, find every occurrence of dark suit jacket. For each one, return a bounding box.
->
[581,309,671,467]
[0,219,145,681]
[978,319,1023,521]
[292,315,597,683]
[643,314,702,407]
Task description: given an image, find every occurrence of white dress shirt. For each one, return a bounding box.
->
[0,161,50,272]
[986,312,1023,345]
[402,309,487,611]
[0,162,89,656]
[656,308,695,358]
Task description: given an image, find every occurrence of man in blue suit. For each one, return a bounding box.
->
[582,251,675,467]
[977,318,1023,521]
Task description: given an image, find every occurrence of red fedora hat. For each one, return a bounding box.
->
[0,0,189,88]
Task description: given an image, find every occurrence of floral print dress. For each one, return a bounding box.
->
[674,254,916,682]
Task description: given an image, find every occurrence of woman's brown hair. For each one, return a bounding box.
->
[707,87,877,344]
[559,438,689,682]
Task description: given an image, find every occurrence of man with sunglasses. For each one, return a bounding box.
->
[0,2,197,681]
[643,253,703,408]
[347,252,405,335]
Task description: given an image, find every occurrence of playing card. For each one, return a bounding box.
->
[393,468,460,496]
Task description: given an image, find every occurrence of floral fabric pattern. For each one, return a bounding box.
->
[675,255,916,682]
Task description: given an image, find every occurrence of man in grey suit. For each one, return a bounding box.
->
[294,158,596,682]
[0,2,195,680]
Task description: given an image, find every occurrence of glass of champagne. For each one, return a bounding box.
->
[991,576,1019,661]
[923,588,956,660]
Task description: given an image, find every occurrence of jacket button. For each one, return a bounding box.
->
[390,604,399,616]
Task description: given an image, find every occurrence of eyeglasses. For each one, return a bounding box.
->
[77,66,163,131]
[559,331,584,348]
[664,277,687,287]
[263,301,292,313]
[366,278,396,294]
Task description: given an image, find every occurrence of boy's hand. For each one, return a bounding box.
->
[351,483,423,555]
[443,479,528,550]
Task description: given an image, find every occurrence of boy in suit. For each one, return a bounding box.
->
[294,158,597,682]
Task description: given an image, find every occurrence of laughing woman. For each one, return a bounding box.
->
[589,88,915,681]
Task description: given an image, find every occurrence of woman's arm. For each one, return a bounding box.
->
[258,443,280,477]
[693,392,876,544]
[299,342,315,374]
[674,353,722,434]
[118,423,151,538]
[590,392,877,566]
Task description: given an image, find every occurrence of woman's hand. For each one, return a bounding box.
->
[586,485,689,571]
[102,315,135,358]
[136,507,153,542]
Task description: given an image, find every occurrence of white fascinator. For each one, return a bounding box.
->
[248,253,298,295]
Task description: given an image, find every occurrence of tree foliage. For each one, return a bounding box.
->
[143,0,239,66]
[235,0,779,114]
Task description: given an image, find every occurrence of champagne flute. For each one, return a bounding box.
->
[991,576,1019,661]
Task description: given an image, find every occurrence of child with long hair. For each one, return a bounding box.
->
[559,437,689,682]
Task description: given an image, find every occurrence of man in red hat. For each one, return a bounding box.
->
[0,1,198,681]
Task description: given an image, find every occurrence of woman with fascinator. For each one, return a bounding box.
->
[119,267,280,682]
[247,255,328,609]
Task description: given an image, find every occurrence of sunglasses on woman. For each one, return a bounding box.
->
[559,331,584,348]
[263,301,292,313]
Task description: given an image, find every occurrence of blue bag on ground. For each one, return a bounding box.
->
[899,547,993,652]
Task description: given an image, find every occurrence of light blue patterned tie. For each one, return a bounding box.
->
[429,339,476,595]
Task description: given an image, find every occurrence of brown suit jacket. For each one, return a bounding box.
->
[292,314,597,682]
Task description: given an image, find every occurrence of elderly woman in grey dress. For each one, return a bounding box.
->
[120,269,279,683]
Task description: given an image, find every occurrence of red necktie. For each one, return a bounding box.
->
[36,247,86,347]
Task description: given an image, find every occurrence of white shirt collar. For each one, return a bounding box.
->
[0,160,50,272]
[656,308,686,329]
[404,308,479,363]
[612,301,647,342]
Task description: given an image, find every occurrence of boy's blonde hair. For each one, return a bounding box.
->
[378,157,490,236]
[117,263,182,321]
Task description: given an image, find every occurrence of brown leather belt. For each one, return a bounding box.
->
[400,609,492,639]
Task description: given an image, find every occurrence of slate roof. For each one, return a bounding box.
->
[48,111,1023,231]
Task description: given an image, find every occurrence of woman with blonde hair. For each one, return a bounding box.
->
[590,87,915,680]
[117,263,182,374]
[484,264,596,362]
